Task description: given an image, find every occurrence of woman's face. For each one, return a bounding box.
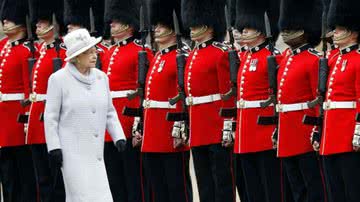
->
[76,47,98,69]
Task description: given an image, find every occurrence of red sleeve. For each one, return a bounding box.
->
[217,51,234,108]
[355,58,360,122]
[309,56,320,116]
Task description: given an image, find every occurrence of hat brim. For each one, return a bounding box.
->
[64,37,102,62]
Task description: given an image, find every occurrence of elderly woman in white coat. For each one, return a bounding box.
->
[44,29,127,202]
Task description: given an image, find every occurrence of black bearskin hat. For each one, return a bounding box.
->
[104,0,141,31]
[64,0,91,29]
[328,0,360,32]
[1,0,28,25]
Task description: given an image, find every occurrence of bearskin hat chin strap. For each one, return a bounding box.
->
[281,30,305,43]
[333,29,352,42]
[111,24,130,37]
[37,25,54,37]
[3,24,23,33]
[190,25,208,39]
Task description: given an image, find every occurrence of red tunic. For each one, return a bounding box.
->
[184,40,232,147]
[234,43,282,154]
[277,44,319,157]
[141,45,190,153]
[27,42,66,145]
[0,39,35,147]
[320,45,360,155]
[102,38,153,141]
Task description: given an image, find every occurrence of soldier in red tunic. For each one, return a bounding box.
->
[233,0,282,201]
[277,0,326,201]
[103,0,154,201]
[318,0,360,201]
[0,0,37,201]
[26,0,67,201]
[181,0,236,201]
[140,1,193,201]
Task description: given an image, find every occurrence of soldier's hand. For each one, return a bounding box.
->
[271,128,278,149]
[173,138,185,149]
[24,123,29,134]
[115,139,127,152]
[222,140,233,148]
[132,131,142,148]
[49,149,63,169]
[352,132,360,152]
[311,130,320,151]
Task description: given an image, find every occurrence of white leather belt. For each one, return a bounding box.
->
[143,99,176,109]
[29,93,46,102]
[185,94,221,106]
[0,93,25,102]
[110,90,135,99]
[237,99,273,109]
[323,101,356,110]
[276,102,309,112]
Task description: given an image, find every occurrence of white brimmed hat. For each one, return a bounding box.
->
[63,29,102,61]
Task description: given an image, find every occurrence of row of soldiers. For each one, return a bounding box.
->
[0,0,359,201]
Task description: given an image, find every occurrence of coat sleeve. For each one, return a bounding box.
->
[355,58,360,124]
[104,74,126,143]
[44,74,62,152]
[217,51,234,108]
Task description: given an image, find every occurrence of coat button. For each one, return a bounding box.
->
[94,133,98,138]
[92,108,96,113]
[87,86,91,90]
[98,157,102,161]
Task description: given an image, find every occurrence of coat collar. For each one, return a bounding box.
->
[290,44,312,55]
[340,44,358,55]
[10,38,26,47]
[248,42,268,53]
[159,44,177,55]
[115,37,134,47]
[195,39,214,50]
[67,62,96,85]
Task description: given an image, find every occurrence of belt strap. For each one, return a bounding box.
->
[323,101,356,110]
[110,90,135,99]
[186,94,221,106]
[237,99,273,109]
[29,93,47,102]
[0,93,25,102]
[143,100,176,109]
[276,102,309,113]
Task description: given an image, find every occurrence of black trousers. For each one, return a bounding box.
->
[192,144,236,202]
[0,145,37,202]
[104,140,151,202]
[31,144,65,202]
[234,154,248,202]
[143,151,193,202]
[282,152,326,202]
[240,150,281,202]
[322,152,360,202]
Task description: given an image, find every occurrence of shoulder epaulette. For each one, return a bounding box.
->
[60,43,67,50]
[308,48,322,57]
[23,41,37,52]
[134,39,150,48]
[212,42,228,52]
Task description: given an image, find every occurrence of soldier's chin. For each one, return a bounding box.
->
[3,25,22,34]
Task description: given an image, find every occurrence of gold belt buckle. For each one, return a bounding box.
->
[144,100,150,108]
[30,93,37,102]
[187,97,193,106]
[276,104,283,112]
[324,100,331,110]
[238,100,245,108]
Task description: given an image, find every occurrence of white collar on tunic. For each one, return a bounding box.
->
[66,62,96,85]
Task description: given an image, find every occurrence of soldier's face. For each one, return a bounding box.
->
[333,27,357,47]
[2,20,22,34]
[190,26,213,42]
[110,21,130,38]
[76,47,98,69]
[154,24,175,44]
[67,24,82,33]
[241,28,263,45]
[36,20,53,39]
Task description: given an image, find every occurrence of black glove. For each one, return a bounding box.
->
[272,128,278,149]
[311,131,321,145]
[115,140,127,152]
[49,149,63,169]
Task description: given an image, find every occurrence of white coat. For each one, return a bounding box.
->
[44,63,125,202]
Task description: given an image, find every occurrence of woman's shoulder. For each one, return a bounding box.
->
[49,67,68,82]
[92,68,108,80]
